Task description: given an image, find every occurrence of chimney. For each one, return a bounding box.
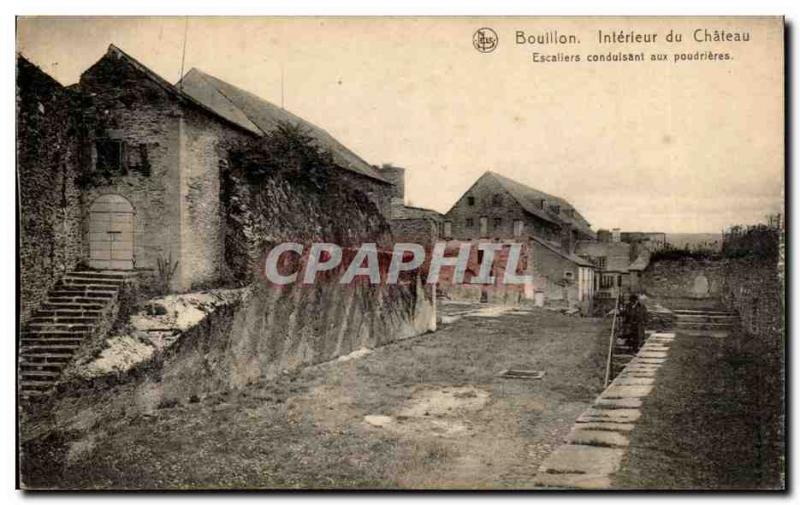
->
[597,229,611,243]
[612,228,621,243]
[377,164,405,207]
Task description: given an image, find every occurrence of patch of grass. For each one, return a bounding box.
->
[613,325,784,490]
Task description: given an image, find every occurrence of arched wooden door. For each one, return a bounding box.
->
[89,194,134,270]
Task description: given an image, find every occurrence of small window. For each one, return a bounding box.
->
[467,196,475,206]
[564,271,574,281]
[96,139,126,173]
[513,220,524,237]
[443,221,452,238]
[596,256,607,270]
[466,218,474,228]
[493,217,502,229]
[492,194,502,205]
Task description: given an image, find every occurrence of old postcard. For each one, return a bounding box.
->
[16,16,785,490]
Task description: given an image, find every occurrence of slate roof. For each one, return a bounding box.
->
[178,67,389,183]
[628,251,651,272]
[392,205,444,221]
[530,236,594,267]
[486,172,594,238]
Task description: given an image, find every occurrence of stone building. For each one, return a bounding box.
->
[576,229,651,299]
[444,171,594,247]
[377,164,444,247]
[443,171,596,306]
[19,45,395,294]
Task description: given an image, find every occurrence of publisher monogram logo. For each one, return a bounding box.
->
[473,27,498,53]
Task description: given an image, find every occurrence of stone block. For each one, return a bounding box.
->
[534,472,612,490]
[601,385,654,399]
[567,428,629,447]
[538,444,625,476]
[578,407,641,423]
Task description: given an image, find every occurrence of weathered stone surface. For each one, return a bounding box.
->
[612,377,654,386]
[539,445,625,475]
[632,358,666,365]
[638,352,668,359]
[567,429,629,448]
[601,385,654,399]
[595,396,644,408]
[578,408,641,423]
[575,422,636,432]
[364,415,393,427]
[534,472,612,490]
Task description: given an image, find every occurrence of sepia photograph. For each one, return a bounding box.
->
[14,14,785,491]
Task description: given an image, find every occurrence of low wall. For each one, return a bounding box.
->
[641,258,725,300]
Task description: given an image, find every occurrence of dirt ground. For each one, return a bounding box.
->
[21,302,609,490]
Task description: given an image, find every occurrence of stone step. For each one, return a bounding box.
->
[41,301,105,311]
[21,344,80,354]
[21,337,84,346]
[35,309,102,317]
[27,323,94,332]
[62,277,125,287]
[69,270,136,280]
[49,291,114,299]
[20,380,55,390]
[44,297,113,305]
[29,315,99,324]
[672,309,736,317]
[19,352,73,363]
[20,370,61,379]
[54,282,118,292]
[20,360,66,371]
[21,329,90,337]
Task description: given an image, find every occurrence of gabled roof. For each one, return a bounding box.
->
[392,205,444,221]
[530,236,594,267]
[628,251,651,272]
[178,68,389,183]
[486,172,594,238]
[89,45,256,136]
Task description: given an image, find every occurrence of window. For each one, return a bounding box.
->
[564,271,574,281]
[467,196,475,206]
[492,194,502,205]
[549,204,561,214]
[596,256,607,270]
[479,217,488,237]
[493,218,502,229]
[600,274,615,289]
[513,220,524,237]
[443,221,452,238]
[96,139,126,173]
[466,218,474,228]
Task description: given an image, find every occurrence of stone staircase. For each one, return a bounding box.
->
[673,308,738,337]
[19,270,136,399]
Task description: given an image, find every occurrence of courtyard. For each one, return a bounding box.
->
[21,302,609,490]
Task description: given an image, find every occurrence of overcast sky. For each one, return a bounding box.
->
[17,17,784,233]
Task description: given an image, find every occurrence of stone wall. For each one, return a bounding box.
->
[390,218,439,247]
[78,48,253,291]
[640,257,726,300]
[720,257,783,349]
[17,57,83,323]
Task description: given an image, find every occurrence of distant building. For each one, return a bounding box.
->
[576,229,651,298]
[377,164,444,247]
[443,171,596,307]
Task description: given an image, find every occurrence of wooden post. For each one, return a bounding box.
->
[603,291,621,388]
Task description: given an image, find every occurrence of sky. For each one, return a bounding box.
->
[16,16,784,233]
